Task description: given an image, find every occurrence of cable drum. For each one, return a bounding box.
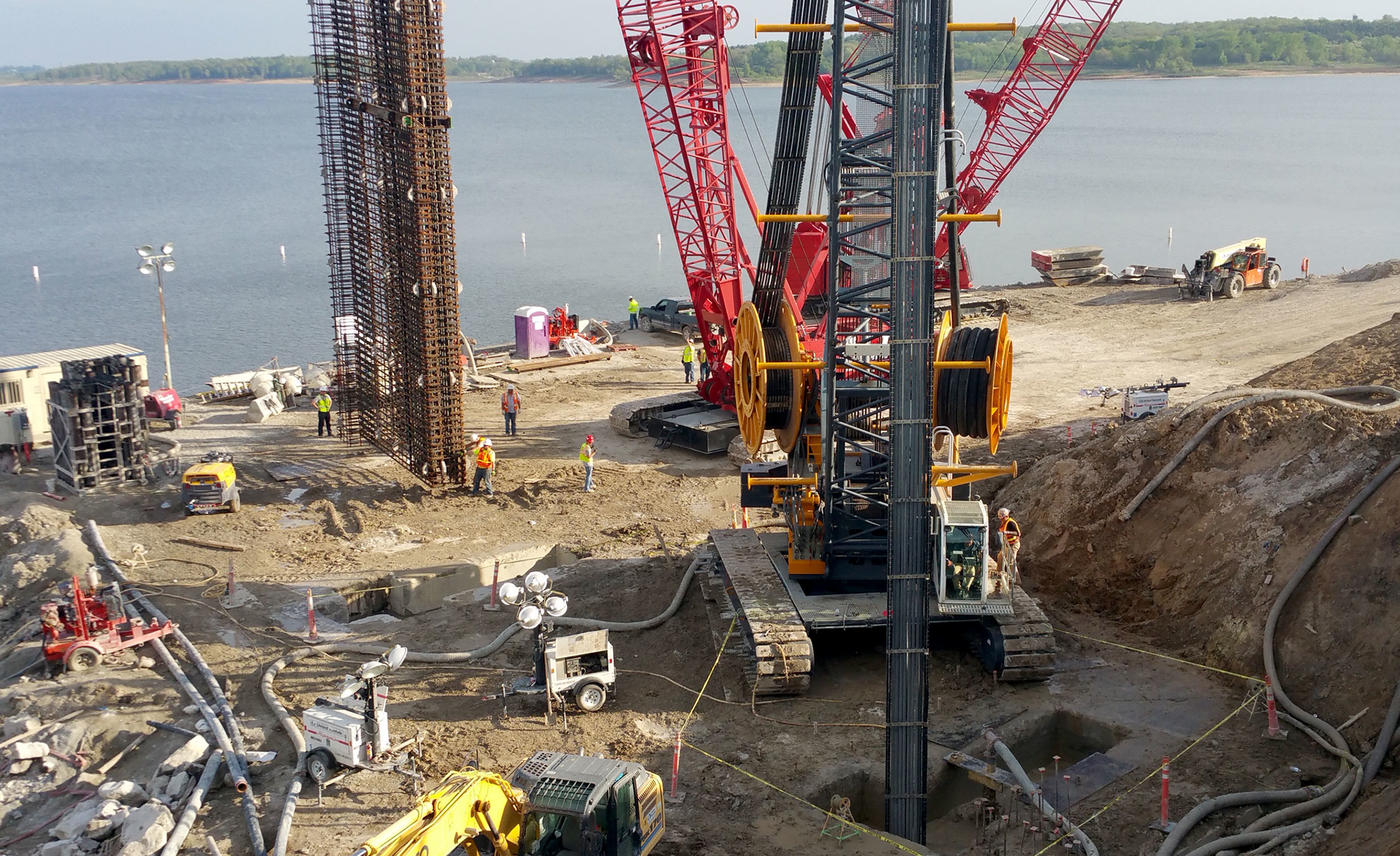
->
[934,316,1012,454]
[761,328,793,428]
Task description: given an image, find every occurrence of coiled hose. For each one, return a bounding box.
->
[1118,385,1400,522]
[1158,455,1400,856]
[263,555,703,856]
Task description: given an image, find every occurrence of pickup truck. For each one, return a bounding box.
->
[638,299,698,339]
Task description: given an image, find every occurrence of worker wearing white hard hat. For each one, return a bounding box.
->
[471,437,496,496]
[501,383,521,436]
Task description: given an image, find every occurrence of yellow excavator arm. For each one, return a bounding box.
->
[352,770,525,856]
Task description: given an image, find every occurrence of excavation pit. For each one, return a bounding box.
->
[390,543,580,615]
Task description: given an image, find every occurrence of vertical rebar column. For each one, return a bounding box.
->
[310,0,467,485]
[885,0,947,844]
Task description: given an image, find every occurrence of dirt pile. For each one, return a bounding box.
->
[995,316,1400,853]
[1339,259,1400,282]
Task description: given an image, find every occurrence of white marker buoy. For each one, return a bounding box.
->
[1167,227,1173,249]
[32,265,40,283]
[521,232,527,246]
[280,245,287,262]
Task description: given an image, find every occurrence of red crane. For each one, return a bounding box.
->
[618,0,1121,395]
[937,0,1124,286]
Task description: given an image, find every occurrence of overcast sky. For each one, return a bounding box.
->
[1,1,1394,67]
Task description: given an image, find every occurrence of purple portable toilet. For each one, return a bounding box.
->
[514,306,550,359]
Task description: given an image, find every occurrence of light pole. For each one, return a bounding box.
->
[136,243,176,390]
[498,572,570,686]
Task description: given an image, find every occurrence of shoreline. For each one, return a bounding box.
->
[4,66,1399,88]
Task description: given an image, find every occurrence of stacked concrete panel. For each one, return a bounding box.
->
[1031,246,1111,286]
[47,356,150,494]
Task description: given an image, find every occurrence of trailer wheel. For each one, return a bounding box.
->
[65,644,102,672]
[1264,264,1281,289]
[1223,273,1244,299]
[307,748,337,784]
[170,413,182,430]
[574,681,607,713]
[229,491,241,513]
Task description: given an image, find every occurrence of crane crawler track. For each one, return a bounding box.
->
[700,529,812,696]
[994,586,1057,681]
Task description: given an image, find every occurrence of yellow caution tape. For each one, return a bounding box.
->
[681,615,736,734]
[681,739,926,856]
[1031,687,1264,855]
[1057,628,1261,683]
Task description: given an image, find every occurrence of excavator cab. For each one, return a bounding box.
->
[511,752,664,856]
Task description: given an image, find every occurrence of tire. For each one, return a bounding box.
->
[1264,264,1281,289]
[574,681,607,713]
[65,645,102,672]
[640,315,655,333]
[307,748,337,784]
[973,622,1005,676]
[171,413,182,430]
[228,491,241,513]
[680,325,692,342]
[1223,273,1244,299]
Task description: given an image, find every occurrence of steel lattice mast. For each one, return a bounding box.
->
[935,0,1123,269]
[618,1,748,406]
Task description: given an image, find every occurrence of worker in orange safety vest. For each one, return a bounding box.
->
[471,438,496,496]
[996,507,1021,585]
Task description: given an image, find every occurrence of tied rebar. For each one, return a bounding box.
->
[310,0,469,485]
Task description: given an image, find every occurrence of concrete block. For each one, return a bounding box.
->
[52,798,104,840]
[8,741,49,760]
[159,736,208,771]
[40,840,81,856]
[119,802,175,853]
[165,771,191,800]
[97,780,148,805]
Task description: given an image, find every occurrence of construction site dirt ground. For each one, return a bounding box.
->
[1,266,1399,856]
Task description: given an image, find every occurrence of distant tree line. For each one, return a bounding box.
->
[5,17,1398,85]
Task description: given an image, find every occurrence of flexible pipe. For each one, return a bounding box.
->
[1159,456,1400,856]
[1118,386,1400,521]
[261,556,702,856]
[84,521,267,856]
[161,750,224,856]
[1362,677,1400,787]
[984,729,1099,856]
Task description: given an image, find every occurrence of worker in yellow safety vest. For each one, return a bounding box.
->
[314,390,333,437]
[996,508,1021,585]
[628,297,640,330]
[471,438,495,496]
[681,340,695,383]
[580,434,596,492]
[697,339,710,383]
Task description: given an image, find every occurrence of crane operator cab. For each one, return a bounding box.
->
[511,751,665,856]
[933,493,1014,616]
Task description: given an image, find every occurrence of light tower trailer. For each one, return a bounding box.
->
[302,645,420,785]
[1121,379,1190,420]
[487,628,618,714]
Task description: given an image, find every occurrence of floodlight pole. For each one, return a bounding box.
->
[154,263,174,390]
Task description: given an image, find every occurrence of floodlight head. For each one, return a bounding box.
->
[517,604,543,630]
[139,262,156,276]
[160,242,175,255]
[523,571,550,595]
[359,661,391,680]
[137,245,155,258]
[338,676,363,699]
[498,581,524,606]
[543,594,568,617]
[383,644,408,671]
[161,260,176,273]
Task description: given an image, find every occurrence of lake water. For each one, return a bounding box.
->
[2,74,1397,392]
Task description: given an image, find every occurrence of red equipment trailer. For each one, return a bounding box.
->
[40,575,175,671]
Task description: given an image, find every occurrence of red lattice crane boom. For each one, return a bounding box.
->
[618,1,751,407]
[936,0,1123,280]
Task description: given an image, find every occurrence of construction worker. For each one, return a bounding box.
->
[681,339,695,383]
[501,384,521,436]
[580,434,596,492]
[627,296,640,330]
[996,507,1021,584]
[697,340,710,383]
[313,389,333,437]
[472,438,495,496]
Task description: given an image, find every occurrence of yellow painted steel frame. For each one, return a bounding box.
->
[931,461,1018,490]
[986,314,1013,455]
[787,488,826,576]
[357,769,523,856]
